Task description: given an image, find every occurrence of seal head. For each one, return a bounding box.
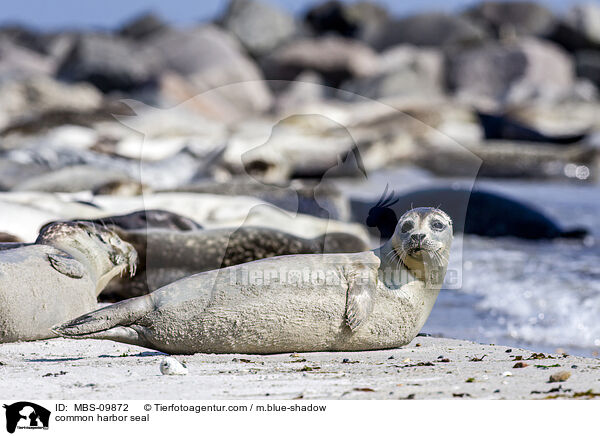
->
[386,207,453,285]
[37,221,137,292]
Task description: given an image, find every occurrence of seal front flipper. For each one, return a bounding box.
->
[345,264,377,331]
[47,252,85,278]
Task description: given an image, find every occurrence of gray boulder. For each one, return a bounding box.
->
[118,12,169,41]
[0,36,54,80]
[447,38,575,105]
[372,12,487,51]
[56,33,158,92]
[567,3,600,46]
[147,25,272,115]
[341,45,444,100]
[576,50,600,88]
[463,1,556,38]
[221,0,297,57]
[261,36,378,87]
[304,1,389,45]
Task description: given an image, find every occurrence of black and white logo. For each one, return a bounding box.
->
[3,402,50,433]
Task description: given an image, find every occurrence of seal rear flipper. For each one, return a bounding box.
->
[52,294,154,336]
[65,325,154,349]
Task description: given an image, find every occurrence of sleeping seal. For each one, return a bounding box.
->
[54,207,452,354]
[0,222,137,343]
[100,226,370,301]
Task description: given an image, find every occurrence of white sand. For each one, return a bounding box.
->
[1,336,599,400]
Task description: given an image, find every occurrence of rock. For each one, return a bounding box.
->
[0,76,103,129]
[261,36,379,87]
[0,36,55,79]
[447,38,575,106]
[371,12,487,51]
[221,0,297,57]
[56,33,158,93]
[304,0,389,44]
[118,12,169,40]
[273,71,326,113]
[148,26,272,116]
[576,50,600,88]
[463,1,556,39]
[160,357,188,376]
[566,3,600,46]
[549,371,571,383]
[341,45,444,100]
[12,165,134,193]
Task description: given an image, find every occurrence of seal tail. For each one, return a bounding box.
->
[560,228,589,239]
[52,295,153,337]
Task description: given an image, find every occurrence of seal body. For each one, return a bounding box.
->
[101,226,369,301]
[0,222,136,343]
[354,187,588,240]
[55,208,453,354]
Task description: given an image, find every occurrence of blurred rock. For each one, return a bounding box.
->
[566,3,600,46]
[273,71,326,113]
[576,50,600,88]
[12,165,134,193]
[56,33,158,93]
[463,1,556,39]
[261,36,378,88]
[372,13,487,51]
[0,36,55,79]
[0,25,51,55]
[447,38,575,106]
[304,0,389,44]
[341,45,444,100]
[148,25,272,116]
[0,76,102,128]
[221,0,297,57]
[118,12,169,40]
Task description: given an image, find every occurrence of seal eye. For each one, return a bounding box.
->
[430,220,445,231]
[401,221,414,233]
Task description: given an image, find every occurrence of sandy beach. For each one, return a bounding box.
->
[1,336,598,400]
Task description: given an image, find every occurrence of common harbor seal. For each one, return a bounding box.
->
[0,221,137,343]
[354,187,588,241]
[100,226,369,301]
[54,207,452,354]
[82,209,202,231]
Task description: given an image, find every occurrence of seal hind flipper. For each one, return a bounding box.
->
[345,264,377,331]
[47,253,85,278]
[52,295,154,337]
[68,326,155,348]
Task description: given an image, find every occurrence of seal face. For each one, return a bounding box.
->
[54,208,453,355]
[388,208,453,283]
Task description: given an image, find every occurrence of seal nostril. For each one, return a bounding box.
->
[411,233,426,243]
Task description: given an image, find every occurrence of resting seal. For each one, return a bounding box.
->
[354,187,588,241]
[100,226,370,301]
[82,209,202,231]
[0,222,136,343]
[54,207,452,354]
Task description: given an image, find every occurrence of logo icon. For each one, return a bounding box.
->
[3,402,50,433]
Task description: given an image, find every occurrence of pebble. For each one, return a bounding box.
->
[502,371,513,377]
[549,371,571,383]
[160,357,188,376]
